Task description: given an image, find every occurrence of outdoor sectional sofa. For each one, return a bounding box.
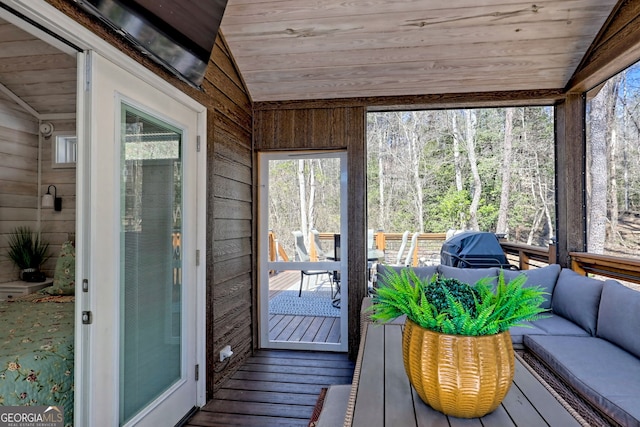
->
[368,263,640,427]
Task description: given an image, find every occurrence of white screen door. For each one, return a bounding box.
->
[258,151,348,352]
[77,51,205,426]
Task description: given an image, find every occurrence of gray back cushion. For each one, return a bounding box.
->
[376,265,438,287]
[551,269,603,335]
[437,265,499,286]
[501,264,560,309]
[597,280,640,358]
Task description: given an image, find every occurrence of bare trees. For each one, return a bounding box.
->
[496,108,514,235]
[463,110,481,231]
[367,107,556,245]
[268,157,342,256]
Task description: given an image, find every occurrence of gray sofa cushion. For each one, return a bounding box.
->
[597,280,640,359]
[530,314,592,336]
[524,335,640,427]
[509,323,547,347]
[437,265,498,286]
[509,314,589,347]
[551,269,603,335]
[501,264,560,309]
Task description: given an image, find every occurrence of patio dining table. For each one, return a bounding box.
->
[324,249,385,262]
[326,248,384,308]
[345,321,583,427]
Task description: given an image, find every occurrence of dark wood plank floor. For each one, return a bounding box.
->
[185,349,355,427]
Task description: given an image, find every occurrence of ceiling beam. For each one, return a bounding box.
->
[0,81,40,119]
[253,89,566,111]
[566,0,640,93]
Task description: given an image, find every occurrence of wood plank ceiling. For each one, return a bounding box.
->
[0,17,76,118]
[220,0,620,102]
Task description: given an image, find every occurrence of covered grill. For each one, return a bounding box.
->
[440,231,514,269]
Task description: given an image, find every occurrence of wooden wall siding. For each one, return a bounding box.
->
[568,0,640,92]
[39,118,76,278]
[0,95,38,283]
[253,106,367,358]
[254,107,356,150]
[201,36,254,397]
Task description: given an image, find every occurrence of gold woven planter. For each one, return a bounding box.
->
[402,319,515,418]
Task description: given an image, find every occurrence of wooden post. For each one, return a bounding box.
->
[268,231,276,262]
[375,231,386,251]
[519,251,530,270]
[309,230,318,261]
[555,94,586,268]
[548,241,557,265]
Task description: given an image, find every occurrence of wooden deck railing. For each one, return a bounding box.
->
[570,252,640,284]
[268,231,289,262]
[499,241,555,270]
[313,231,448,266]
[269,230,640,284]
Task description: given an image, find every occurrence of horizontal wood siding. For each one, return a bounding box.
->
[0,95,38,283]
[206,37,254,397]
[253,106,367,359]
[40,119,76,278]
[254,107,358,150]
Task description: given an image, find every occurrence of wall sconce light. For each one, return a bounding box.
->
[42,185,62,211]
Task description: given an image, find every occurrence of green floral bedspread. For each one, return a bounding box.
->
[0,295,74,426]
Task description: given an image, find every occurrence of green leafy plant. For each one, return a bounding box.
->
[369,268,548,336]
[6,226,50,271]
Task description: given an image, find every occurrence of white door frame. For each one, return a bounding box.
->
[1,2,207,425]
[258,151,348,352]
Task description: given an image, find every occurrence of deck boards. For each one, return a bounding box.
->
[270,314,341,343]
[268,270,341,344]
[185,349,354,427]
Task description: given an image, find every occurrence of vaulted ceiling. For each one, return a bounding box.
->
[0,2,627,113]
[220,0,620,102]
[0,17,76,118]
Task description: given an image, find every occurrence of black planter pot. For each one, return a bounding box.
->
[21,269,46,283]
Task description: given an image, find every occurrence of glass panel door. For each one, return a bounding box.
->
[119,104,184,424]
[259,152,347,351]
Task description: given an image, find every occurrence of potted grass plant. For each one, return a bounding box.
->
[6,226,50,282]
[369,268,547,418]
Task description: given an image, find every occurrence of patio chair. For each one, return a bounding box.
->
[394,230,410,265]
[403,232,420,267]
[292,230,329,296]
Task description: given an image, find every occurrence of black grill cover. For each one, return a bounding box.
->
[440,231,511,268]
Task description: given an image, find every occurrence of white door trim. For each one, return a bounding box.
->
[258,151,348,352]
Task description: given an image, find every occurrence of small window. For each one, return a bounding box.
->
[52,133,77,168]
